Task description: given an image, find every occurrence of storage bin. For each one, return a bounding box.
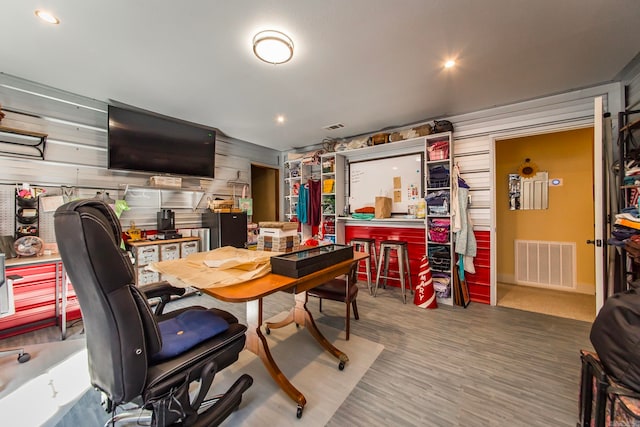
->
[428,227,449,243]
[427,141,449,161]
[428,246,451,271]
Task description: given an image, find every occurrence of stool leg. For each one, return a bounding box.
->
[364,252,372,295]
[371,244,378,285]
[374,245,385,297]
[405,247,413,295]
[398,248,407,304]
[383,247,390,290]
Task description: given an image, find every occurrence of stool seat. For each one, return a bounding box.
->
[375,239,413,303]
[379,240,408,246]
[350,238,378,295]
[351,237,376,243]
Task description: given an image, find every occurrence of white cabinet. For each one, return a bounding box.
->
[424,132,454,305]
[129,237,201,286]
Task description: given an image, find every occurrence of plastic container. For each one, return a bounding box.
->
[417,199,426,219]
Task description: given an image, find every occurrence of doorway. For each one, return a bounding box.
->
[250,164,280,224]
[494,128,596,322]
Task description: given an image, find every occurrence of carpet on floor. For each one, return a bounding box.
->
[2,312,383,426]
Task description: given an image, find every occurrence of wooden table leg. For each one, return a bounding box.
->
[245,299,307,415]
[294,292,349,368]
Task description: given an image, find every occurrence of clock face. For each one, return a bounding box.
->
[14,236,44,257]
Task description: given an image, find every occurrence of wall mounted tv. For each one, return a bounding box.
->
[107,105,216,179]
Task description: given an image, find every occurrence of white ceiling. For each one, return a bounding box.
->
[2,1,640,152]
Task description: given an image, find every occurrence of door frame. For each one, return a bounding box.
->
[489,103,604,311]
[250,162,280,223]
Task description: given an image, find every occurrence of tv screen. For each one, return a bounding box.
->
[107,105,216,178]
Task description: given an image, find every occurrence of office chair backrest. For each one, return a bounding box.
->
[54,199,162,404]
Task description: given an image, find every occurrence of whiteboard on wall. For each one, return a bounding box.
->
[349,153,424,214]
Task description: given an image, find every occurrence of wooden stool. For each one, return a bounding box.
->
[350,237,377,295]
[375,240,413,303]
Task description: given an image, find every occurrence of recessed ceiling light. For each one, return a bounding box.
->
[276,115,285,124]
[253,30,294,64]
[444,59,456,69]
[35,10,60,24]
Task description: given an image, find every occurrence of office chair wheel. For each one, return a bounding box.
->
[296,405,303,418]
[17,353,31,363]
[338,361,345,371]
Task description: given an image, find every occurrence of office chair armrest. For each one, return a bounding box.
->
[140,280,186,315]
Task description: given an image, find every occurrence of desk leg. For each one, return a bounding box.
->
[266,292,349,368]
[245,299,307,416]
[294,292,349,369]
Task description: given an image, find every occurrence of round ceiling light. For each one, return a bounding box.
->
[253,30,294,64]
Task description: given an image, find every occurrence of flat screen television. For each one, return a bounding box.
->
[107,105,216,178]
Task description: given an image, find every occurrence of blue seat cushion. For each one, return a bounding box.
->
[152,310,230,362]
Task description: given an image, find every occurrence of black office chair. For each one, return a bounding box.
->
[54,199,252,426]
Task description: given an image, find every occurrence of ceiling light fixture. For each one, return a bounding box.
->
[35,10,60,24]
[444,59,456,69]
[253,30,294,64]
[276,115,285,124]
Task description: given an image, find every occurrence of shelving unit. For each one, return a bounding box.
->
[616,109,640,292]
[424,132,454,305]
[320,153,337,243]
[284,159,302,221]
[15,188,40,239]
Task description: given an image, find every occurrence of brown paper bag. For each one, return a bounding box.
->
[375,196,392,218]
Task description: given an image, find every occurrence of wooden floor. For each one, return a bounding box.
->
[0,283,593,426]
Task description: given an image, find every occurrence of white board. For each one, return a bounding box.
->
[349,153,423,214]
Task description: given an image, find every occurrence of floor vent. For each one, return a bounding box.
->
[514,240,576,289]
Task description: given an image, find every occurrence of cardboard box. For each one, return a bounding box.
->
[257,235,300,252]
[150,176,182,188]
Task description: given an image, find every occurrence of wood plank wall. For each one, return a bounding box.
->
[0,73,281,242]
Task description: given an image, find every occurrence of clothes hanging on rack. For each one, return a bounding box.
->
[308,179,321,227]
[451,165,477,274]
[297,184,309,224]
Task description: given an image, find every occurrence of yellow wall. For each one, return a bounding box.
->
[495,127,595,294]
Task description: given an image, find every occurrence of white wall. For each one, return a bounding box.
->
[0,73,281,243]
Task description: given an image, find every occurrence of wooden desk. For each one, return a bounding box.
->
[195,251,368,418]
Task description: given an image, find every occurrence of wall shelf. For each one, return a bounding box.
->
[121,184,205,211]
[0,125,48,159]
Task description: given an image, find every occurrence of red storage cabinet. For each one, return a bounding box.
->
[1,257,81,339]
[345,225,426,290]
[464,230,491,304]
